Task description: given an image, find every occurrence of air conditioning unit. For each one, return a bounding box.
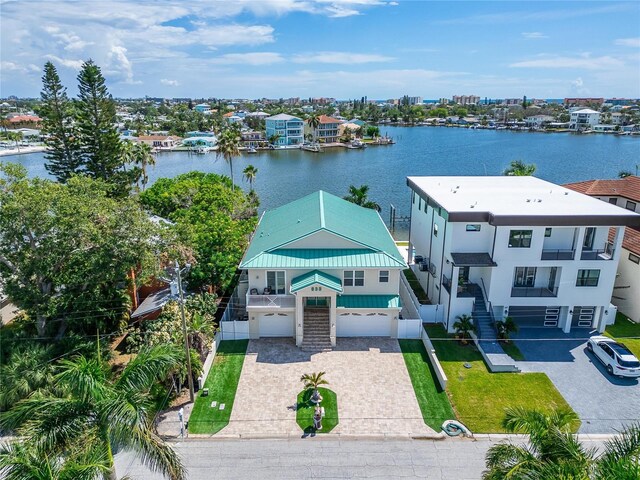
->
[414,255,424,264]
[418,262,429,271]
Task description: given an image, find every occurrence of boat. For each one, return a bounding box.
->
[194,146,213,154]
[346,139,366,149]
[246,147,258,154]
[301,143,322,153]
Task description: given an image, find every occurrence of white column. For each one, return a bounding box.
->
[295,294,304,347]
[330,292,337,347]
[562,306,573,333]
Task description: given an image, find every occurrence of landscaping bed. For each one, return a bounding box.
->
[296,387,339,433]
[188,340,248,434]
[424,325,578,433]
[399,339,455,430]
[403,268,429,304]
[605,313,640,358]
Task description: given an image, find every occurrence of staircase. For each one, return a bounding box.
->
[301,308,332,352]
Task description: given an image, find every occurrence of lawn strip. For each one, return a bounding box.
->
[296,387,339,433]
[605,313,640,358]
[500,341,526,361]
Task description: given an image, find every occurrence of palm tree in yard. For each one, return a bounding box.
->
[453,314,475,344]
[495,316,518,343]
[307,113,320,143]
[242,164,258,191]
[0,344,186,480]
[300,371,329,404]
[503,160,536,176]
[483,407,640,480]
[343,184,381,212]
[216,128,241,190]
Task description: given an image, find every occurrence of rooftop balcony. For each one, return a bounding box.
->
[246,294,296,309]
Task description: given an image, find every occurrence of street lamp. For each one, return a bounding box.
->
[176,261,195,403]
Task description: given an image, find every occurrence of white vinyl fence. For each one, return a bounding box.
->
[397,318,422,339]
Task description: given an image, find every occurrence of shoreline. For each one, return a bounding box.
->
[0,145,47,157]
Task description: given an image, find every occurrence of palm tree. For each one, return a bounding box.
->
[134,142,156,191]
[300,371,329,404]
[242,164,258,191]
[307,113,320,144]
[453,314,475,344]
[495,316,518,343]
[483,407,640,480]
[216,128,241,190]
[343,184,381,212]
[0,345,57,411]
[0,344,186,480]
[503,160,536,176]
[268,133,280,146]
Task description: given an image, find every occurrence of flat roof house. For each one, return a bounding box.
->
[406,176,640,337]
[240,191,405,350]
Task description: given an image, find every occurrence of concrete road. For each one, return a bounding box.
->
[114,436,607,480]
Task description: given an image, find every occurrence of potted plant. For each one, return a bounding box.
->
[300,371,329,404]
[457,277,465,294]
[495,316,519,343]
[453,314,475,345]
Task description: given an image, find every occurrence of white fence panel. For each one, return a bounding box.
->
[420,304,445,324]
[220,320,249,340]
[397,319,422,339]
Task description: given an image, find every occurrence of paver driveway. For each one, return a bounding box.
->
[222,338,434,436]
[514,328,640,434]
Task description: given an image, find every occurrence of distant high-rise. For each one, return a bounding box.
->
[452,95,480,105]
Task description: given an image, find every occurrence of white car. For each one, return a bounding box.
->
[587,336,640,378]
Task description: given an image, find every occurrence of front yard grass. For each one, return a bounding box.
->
[500,341,525,361]
[296,387,339,433]
[403,268,429,304]
[424,325,578,433]
[606,313,640,358]
[188,340,248,434]
[399,339,455,430]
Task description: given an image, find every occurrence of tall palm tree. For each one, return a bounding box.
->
[242,164,258,191]
[307,113,320,144]
[0,345,186,480]
[216,128,241,190]
[134,142,156,191]
[503,160,536,176]
[343,184,381,212]
[483,407,640,480]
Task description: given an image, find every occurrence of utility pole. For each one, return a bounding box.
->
[176,261,195,402]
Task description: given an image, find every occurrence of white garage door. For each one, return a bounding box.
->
[258,313,294,337]
[337,312,391,337]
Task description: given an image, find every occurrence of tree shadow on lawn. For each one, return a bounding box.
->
[296,388,338,437]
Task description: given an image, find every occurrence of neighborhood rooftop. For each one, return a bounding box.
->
[564,175,640,203]
[407,175,640,226]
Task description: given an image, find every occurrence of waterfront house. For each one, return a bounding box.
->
[306,115,341,143]
[569,109,601,131]
[194,103,211,114]
[239,191,405,349]
[265,113,304,146]
[564,176,640,323]
[241,130,266,148]
[525,115,555,129]
[137,135,181,149]
[406,176,640,334]
[5,114,42,128]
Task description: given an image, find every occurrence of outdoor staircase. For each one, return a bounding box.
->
[301,308,332,352]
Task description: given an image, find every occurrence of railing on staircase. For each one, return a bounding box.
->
[479,278,496,324]
[471,300,481,340]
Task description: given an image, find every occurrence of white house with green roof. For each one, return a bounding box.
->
[239,191,405,350]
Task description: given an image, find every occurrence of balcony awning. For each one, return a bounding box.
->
[450,253,497,267]
[290,270,343,293]
[336,295,401,309]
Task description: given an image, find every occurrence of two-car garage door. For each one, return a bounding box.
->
[336,312,391,337]
[258,313,294,337]
[508,306,561,328]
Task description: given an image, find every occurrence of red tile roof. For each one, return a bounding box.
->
[612,226,640,256]
[7,114,41,123]
[564,176,640,203]
[318,115,340,124]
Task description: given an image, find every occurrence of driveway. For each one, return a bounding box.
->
[222,338,434,436]
[514,328,640,434]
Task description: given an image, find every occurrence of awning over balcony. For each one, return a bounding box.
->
[450,252,497,267]
[290,270,343,293]
[336,295,401,309]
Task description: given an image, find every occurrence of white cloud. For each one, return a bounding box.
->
[615,37,640,48]
[388,1,399,5]
[160,79,180,86]
[522,32,548,39]
[510,54,624,70]
[106,45,139,84]
[292,51,394,64]
[211,52,285,65]
[43,55,84,70]
[0,61,41,74]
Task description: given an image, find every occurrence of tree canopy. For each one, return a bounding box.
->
[343,184,381,212]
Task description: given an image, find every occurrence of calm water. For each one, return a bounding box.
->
[10,127,640,236]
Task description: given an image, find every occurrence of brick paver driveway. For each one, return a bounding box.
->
[222,338,434,436]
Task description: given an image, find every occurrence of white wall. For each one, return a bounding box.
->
[612,248,640,323]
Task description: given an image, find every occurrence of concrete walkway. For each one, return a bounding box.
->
[221,338,434,436]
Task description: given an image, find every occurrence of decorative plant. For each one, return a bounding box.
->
[495,316,519,343]
[300,371,329,404]
[453,314,475,344]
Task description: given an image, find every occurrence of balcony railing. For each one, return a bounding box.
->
[246,294,295,308]
[580,248,614,261]
[541,249,575,260]
[442,275,451,293]
[511,286,558,298]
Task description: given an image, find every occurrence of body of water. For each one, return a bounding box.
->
[9,127,640,237]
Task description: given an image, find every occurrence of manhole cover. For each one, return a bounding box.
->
[463,363,472,369]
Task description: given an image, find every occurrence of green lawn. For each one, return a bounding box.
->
[500,341,525,361]
[399,339,455,430]
[188,340,248,434]
[296,387,339,433]
[606,313,640,358]
[424,325,578,433]
[403,268,429,304]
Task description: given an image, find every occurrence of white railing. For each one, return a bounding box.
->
[397,318,422,339]
[246,294,295,308]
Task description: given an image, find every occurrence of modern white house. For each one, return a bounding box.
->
[565,176,640,323]
[406,176,640,336]
[265,113,304,146]
[569,108,601,131]
[239,191,405,350]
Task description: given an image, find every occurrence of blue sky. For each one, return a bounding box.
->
[1,1,639,99]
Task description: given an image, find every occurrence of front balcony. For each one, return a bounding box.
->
[246,294,296,309]
[580,244,614,261]
[510,286,558,298]
[541,249,575,260]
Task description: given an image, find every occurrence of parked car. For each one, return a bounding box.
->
[587,336,640,378]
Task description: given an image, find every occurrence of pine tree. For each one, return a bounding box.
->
[41,61,82,182]
[75,60,129,195]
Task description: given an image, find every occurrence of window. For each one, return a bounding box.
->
[433,224,439,237]
[576,269,600,287]
[509,230,532,248]
[514,267,537,287]
[583,227,596,250]
[466,224,481,232]
[629,253,640,264]
[344,270,364,287]
[379,270,389,283]
[545,228,552,237]
[266,271,286,294]
[608,198,618,205]
[626,200,637,211]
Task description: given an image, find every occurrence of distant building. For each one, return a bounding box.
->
[137,135,181,149]
[569,109,601,131]
[401,96,423,105]
[241,130,266,148]
[564,98,605,107]
[308,115,341,143]
[525,115,555,128]
[265,113,304,146]
[194,103,211,114]
[452,95,480,106]
[5,114,42,128]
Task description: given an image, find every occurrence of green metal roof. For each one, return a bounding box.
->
[240,191,405,269]
[290,270,343,293]
[241,249,405,269]
[336,295,401,309]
